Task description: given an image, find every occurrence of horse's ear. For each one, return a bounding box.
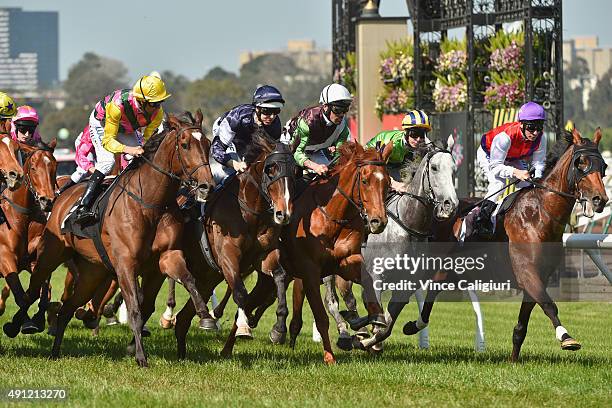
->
[446,134,454,151]
[381,142,394,163]
[195,109,203,127]
[593,127,602,146]
[354,141,365,156]
[48,138,57,150]
[167,114,180,129]
[572,127,582,145]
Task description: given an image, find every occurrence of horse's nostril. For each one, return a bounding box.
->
[370,218,381,226]
[8,171,17,179]
[593,196,602,206]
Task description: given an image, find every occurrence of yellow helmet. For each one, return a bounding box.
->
[132,75,171,103]
[0,92,17,119]
[401,109,431,131]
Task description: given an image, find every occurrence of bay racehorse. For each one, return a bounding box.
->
[172,131,295,359]
[398,128,608,360]
[278,141,394,364]
[8,112,215,367]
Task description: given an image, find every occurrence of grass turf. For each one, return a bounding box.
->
[0,268,610,407]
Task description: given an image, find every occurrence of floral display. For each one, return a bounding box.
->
[433,38,467,111]
[484,29,525,110]
[375,38,415,118]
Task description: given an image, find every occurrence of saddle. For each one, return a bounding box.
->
[60,176,121,273]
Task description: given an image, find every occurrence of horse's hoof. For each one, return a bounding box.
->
[159,315,175,329]
[220,349,232,359]
[83,318,99,330]
[354,327,369,341]
[20,320,39,335]
[3,322,20,338]
[198,318,218,331]
[142,326,151,337]
[369,313,387,328]
[269,328,286,345]
[339,310,359,322]
[351,335,367,351]
[323,351,336,365]
[403,321,420,335]
[369,341,384,354]
[561,338,581,351]
[75,307,88,321]
[289,337,297,350]
[235,325,253,339]
[336,335,353,351]
[136,358,149,368]
[105,316,119,326]
[47,325,57,337]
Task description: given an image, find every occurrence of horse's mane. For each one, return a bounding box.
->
[333,141,382,173]
[242,128,279,165]
[142,111,201,161]
[21,139,54,153]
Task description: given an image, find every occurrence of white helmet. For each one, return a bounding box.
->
[319,83,353,105]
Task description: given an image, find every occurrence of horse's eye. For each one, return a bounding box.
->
[431,165,438,172]
[362,178,368,185]
[181,143,188,149]
[576,156,589,172]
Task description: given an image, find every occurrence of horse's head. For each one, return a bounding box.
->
[163,110,215,202]
[338,142,392,233]
[568,128,608,216]
[19,139,57,212]
[244,130,295,225]
[422,146,459,219]
[0,135,23,190]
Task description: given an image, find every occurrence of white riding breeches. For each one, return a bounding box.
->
[476,146,530,203]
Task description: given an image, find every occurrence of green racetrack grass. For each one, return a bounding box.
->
[0,267,610,407]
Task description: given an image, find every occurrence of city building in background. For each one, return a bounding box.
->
[564,36,612,109]
[0,7,59,95]
[239,39,332,81]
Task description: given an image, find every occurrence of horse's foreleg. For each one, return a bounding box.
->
[115,263,148,368]
[211,284,231,320]
[160,250,212,325]
[303,274,335,365]
[61,259,77,303]
[160,278,176,328]
[221,257,251,339]
[322,275,352,351]
[127,270,165,355]
[288,278,305,349]
[511,293,537,362]
[0,283,9,316]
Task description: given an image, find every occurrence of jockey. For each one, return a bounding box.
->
[10,105,42,144]
[288,83,353,176]
[0,92,17,135]
[365,109,431,192]
[473,101,547,237]
[210,85,284,184]
[74,73,170,224]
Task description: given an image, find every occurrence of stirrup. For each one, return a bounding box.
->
[75,207,96,224]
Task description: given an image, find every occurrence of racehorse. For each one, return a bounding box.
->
[384,128,608,360]
[275,141,394,364]
[172,131,295,359]
[7,112,215,367]
[288,144,459,351]
[0,137,37,315]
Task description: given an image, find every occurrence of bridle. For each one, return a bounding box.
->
[118,124,210,210]
[236,145,295,216]
[317,159,386,226]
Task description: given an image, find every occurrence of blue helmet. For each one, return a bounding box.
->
[253,85,285,108]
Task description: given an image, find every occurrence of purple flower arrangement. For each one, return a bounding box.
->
[433,81,467,112]
[433,38,467,112]
[375,39,416,118]
[485,30,525,109]
[489,41,523,72]
[484,79,525,110]
[437,49,467,73]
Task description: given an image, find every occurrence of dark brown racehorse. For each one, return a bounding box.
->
[402,128,608,361]
[0,137,37,315]
[9,112,214,367]
[171,131,295,359]
[279,142,393,364]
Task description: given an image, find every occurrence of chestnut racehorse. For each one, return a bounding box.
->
[278,142,393,364]
[401,128,608,361]
[9,112,215,367]
[0,141,57,323]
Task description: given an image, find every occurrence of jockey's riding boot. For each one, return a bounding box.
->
[57,179,76,195]
[0,208,5,225]
[75,170,105,224]
[474,199,497,238]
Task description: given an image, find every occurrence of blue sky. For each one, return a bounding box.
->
[5,0,610,81]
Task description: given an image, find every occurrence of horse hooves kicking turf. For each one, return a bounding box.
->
[269,328,286,345]
[235,326,253,339]
[3,322,20,338]
[198,318,217,331]
[402,321,420,335]
[336,335,353,351]
[159,315,175,329]
[20,320,40,335]
[561,338,582,351]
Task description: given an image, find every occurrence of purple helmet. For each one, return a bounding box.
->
[518,101,546,122]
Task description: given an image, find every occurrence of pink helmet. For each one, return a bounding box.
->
[13,105,39,124]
